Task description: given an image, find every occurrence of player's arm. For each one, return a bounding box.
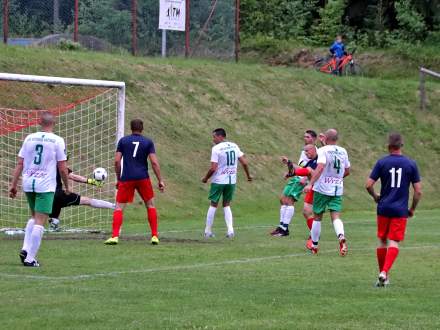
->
[58,160,71,194]
[305,163,324,192]
[202,162,218,183]
[68,172,103,187]
[149,153,165,192]
[114,151,122,182]
[409,182,422,217]
[9,157,24,198]
[239,156,252,181]
[365,178,380,203]
[343,167,350,178]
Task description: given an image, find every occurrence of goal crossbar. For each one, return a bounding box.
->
[0,72,126,142]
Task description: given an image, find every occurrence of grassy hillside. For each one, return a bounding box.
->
[0,45,439,223]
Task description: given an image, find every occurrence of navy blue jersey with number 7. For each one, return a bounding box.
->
[369,154,420,217]
[116,134,156,181]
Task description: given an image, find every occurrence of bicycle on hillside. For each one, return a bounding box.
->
[314,48,362,76]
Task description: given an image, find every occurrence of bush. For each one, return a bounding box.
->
[57,39,83,51]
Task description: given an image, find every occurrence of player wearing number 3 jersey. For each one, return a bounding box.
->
[202,128,252,238]
[366,132,422,287]
[105,119,164,246]
[304,129,350,256]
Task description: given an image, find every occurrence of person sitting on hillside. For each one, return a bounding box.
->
[329,35,346,75]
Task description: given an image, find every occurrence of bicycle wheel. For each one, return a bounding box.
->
[343,63,362,76]
[313,59,326,71]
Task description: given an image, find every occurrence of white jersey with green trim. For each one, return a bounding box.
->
[210,141,244,185]
[313,144,350,196]
[18,131,67,193]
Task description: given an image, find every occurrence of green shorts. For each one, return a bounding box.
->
[282,176,305,201]
[25,192,55,215]
[209,183,236,204]
[313,191,343,214]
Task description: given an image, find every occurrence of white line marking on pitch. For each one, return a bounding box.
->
[1,244,438,282]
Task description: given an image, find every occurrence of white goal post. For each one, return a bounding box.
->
[0,73,125,232]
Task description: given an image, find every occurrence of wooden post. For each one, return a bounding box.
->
[185,0,190,58]
[3,0,9,44]
[234,0,240,62]
[74,0,79,42]
[419,69,426,111]
[53,0,60,33]
[131,0,138,56]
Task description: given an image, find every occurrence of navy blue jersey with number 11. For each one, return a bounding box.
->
[369,154,420,218]
[116,134,156,182]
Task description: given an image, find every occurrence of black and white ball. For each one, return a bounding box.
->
[93,167,108,181]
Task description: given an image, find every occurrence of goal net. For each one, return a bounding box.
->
[0,73,125,233]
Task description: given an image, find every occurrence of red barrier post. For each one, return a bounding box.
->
[185,0,190,58]
[235,0,240,62]
[3,0,9,44]
[74,0,79,42]
[131,0,138,55]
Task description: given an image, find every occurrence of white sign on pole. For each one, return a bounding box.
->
[159,0,186,31]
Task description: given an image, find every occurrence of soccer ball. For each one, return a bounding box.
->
[93,167,108,181]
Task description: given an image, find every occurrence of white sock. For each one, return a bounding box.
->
[25,224,44,262]
[22,218,35,251]
[282,206,295,225]
[279,205,287,224]
[333,218,345,239]
[224,206,234,234]
[90,199,115,209]
[205,206,217,234]
[311,220,321,245]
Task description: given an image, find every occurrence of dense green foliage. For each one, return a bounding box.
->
[241,0,440,47]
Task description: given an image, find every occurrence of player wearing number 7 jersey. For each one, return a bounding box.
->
[366,132,422,287]
[202,128,252,238]
[304,129,350,256]
[105,119,164,246]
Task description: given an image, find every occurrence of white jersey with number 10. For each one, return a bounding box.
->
[210,142,244,184]
[313,145,350,196]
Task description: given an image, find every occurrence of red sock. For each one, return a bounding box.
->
[112,209,123,238]
[306,217,314,230]
[376,247,387,272]
[382,247,399,274]
[147,207,158,237]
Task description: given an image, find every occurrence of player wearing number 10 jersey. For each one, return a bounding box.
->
[105,119,164,246]
[366,132,422,287]
[202,128,252,238]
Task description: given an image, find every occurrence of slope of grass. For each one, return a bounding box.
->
[0,45,439,224]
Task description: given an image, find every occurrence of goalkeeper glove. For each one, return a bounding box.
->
[87,178,103,187]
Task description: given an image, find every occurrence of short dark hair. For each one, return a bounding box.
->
[388,132,403,150]
[213,128,226,137]
[305,130,317,138]
[130,119,143,132]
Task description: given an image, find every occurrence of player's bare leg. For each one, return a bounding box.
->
[105,202,126,245]
[310,213,322,254]
[303,202,314,249]
[205,201,218,238]
[330,211,347,256]
[145,198,159,245]
[223,201,234,238]
[23,211,48,267]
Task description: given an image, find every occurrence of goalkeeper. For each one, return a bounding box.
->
[49,165,115,230]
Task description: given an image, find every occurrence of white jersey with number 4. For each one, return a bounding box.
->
[210,141,244,184]
[18,131,67,193]
[313,145,350,196]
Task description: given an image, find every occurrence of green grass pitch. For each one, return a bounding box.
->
[1,209,439,329]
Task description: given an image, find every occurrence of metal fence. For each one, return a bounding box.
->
[1,0,239,60]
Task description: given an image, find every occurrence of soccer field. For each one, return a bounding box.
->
[1,209,439,329]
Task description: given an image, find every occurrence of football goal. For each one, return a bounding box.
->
[0,73,125,232]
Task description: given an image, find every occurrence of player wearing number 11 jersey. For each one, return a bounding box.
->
[105,119,164,245]
[366,132,422,287]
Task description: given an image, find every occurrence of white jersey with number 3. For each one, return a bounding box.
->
[18,131,67,193]
[210,142,244,184]
[313,145,350,196]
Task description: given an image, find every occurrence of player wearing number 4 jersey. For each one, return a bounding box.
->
[9,112,71,267]
[304,129,350,256]
[366,132,422,287]
[105,119,164,246]
[202,128,252,238]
